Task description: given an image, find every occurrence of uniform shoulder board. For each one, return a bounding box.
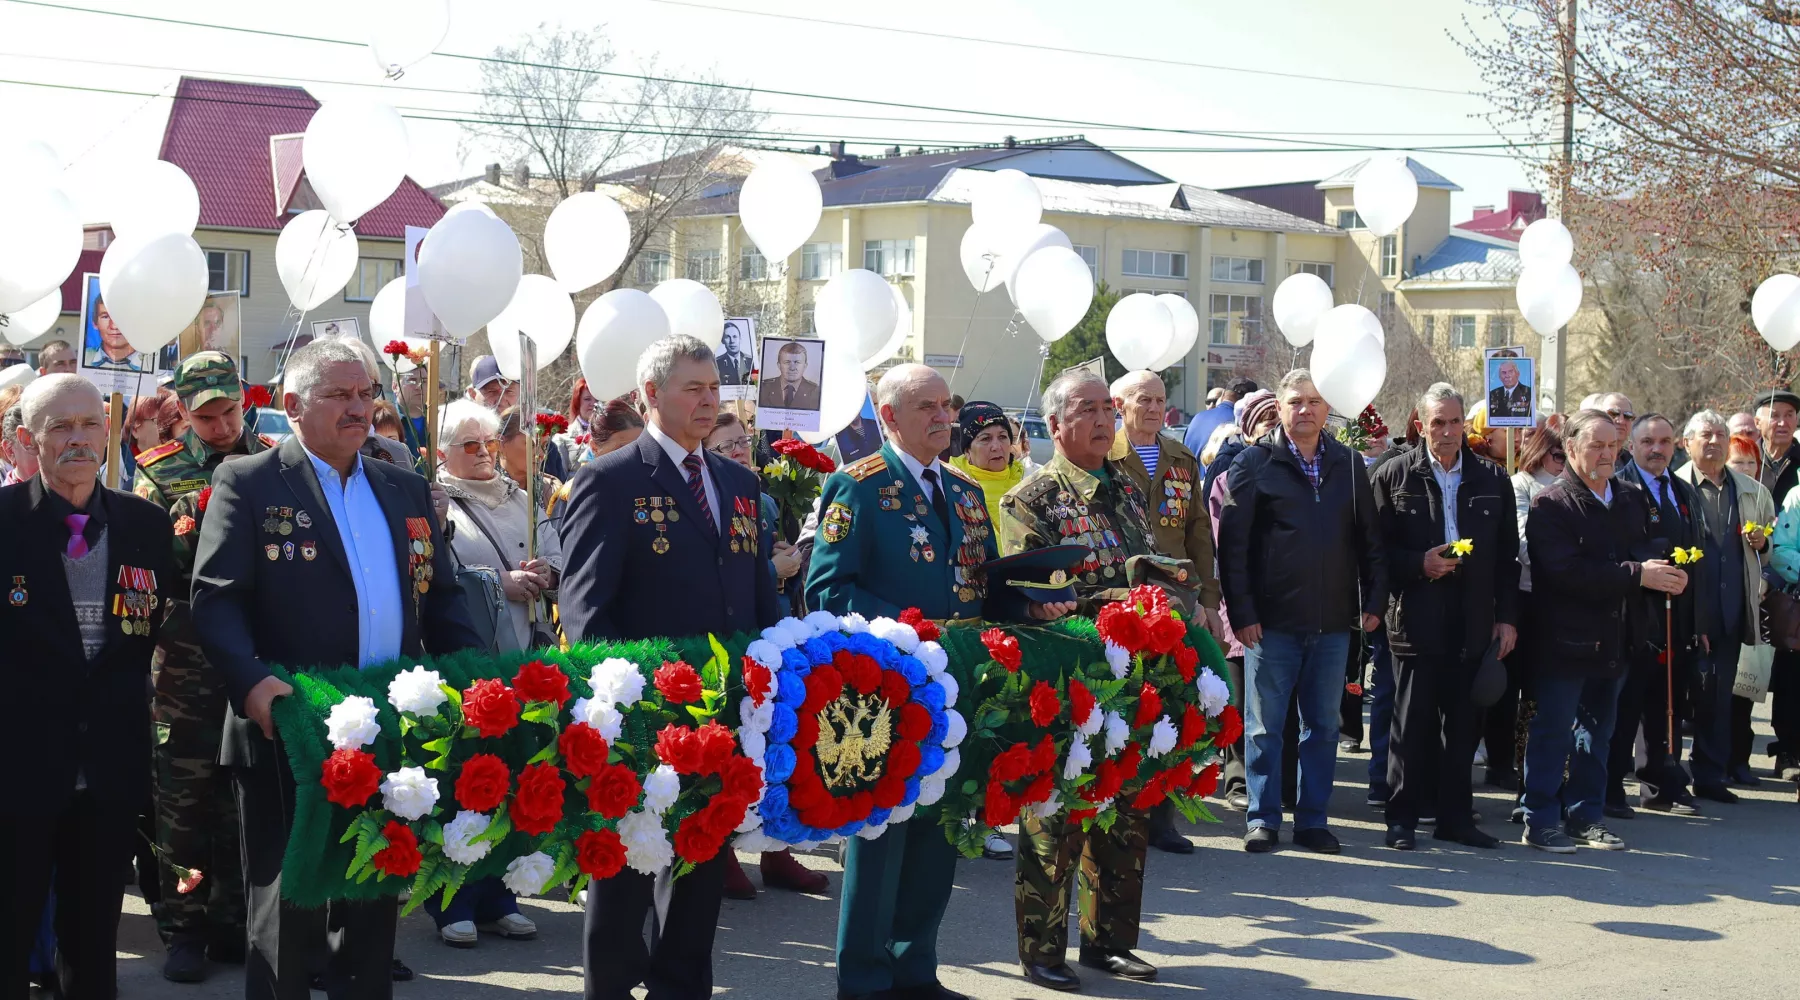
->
[257,434,278,447]
[1013,469,1061,504]
[942,463,981,489]
[844,453,888,481]
[137,440,184,466]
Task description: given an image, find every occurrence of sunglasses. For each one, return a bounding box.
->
[1549,450,1567,462]
[1606,408,1635,421]
[454,439,500,456]
[709,435,751,455]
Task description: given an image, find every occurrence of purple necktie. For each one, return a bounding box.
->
[65,514,90,558]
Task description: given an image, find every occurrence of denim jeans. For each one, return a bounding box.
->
[1366,629,1395,792]
[1244,629,1352,831]
[1522,671,1626,831]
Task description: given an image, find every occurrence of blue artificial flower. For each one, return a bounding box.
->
[764,743,797,783]
[920,745,945,778]
[916,683,945,713]
[801,637,835,665]
[817,630,849,654]
[775,673,807,709]
[866,807,892,828]
[846,632,882,659]
[927,714,948,745]
[760,783,790,822]
[897,655,926,687]
[768,703,799,744]
[903,776,922,806]
[781,648,813,679]
[835,820,863,838]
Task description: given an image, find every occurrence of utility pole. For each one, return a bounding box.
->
[1542,0,1576,413]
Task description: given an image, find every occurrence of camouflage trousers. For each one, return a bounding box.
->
[1014,808,1148,964]
[153,618,245,944]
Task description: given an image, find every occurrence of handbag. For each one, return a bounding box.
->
[1765,586,1800,652]
[449,551,509,655]
[451,495,555,650]
[1735,642,1775,703]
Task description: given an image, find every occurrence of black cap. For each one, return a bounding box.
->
[981,544,1092,605]
[1751,388,1800,413]
[958,400,1010,452]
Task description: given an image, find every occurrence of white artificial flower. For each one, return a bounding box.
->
[916,775,946,807]
[915,640,948,677]
[1063,737,1093,781]
[934,748,961,781]
[935,673,960,709]
[587,657,645,709]
[793,839,820,852]
[733,829,782,854]
[1029,791,1063,821]
[738,697,774,734]
[735,807,763,834]
[618,810,674,875]
[760,626,796,651]
[1105,641,1131,680]
[379,766,439,821]
[1076,702,1104,738]
[856,822,889,840]
[739,728,767,763]
[386,666,447,717]
[502,851,556,896]
[886,802,916,826]
[441,810,493,865]
[324,696,381,751]
[943,710,968,749]
[776,617,816,646]
[570,698,623,741]
[868,617,919,654]
[804,610,842,635]
[745,639,782,671]
[1103,711,1129,757]
[839,613,870,634]
[1148,715,1179,758]
[1196,668,1230,717]
[642,764,680,815]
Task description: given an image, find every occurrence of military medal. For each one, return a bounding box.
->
[301,541,317,561]
[283,541,295,561]
[634,498,650,524]
[262,507,280,533]
[265,543,279,561]
[652,524,671,554]
[7,575,25,606]
[405,516,432,600]
[295,509,312,529]
[278,506,294,535]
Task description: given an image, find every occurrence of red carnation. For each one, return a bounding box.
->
[771,436,837,474]
[804,664,844,715]
[558,722,611,779]
[794,713,821,750]
[1028,680,1061,727]
[980,628,1022,672]
[720,754,764,803]
[510,762,567,836]
[1069,807,1098,823]
[674,814,725,864]
[984,782,1019,827]
[744,658,773,707]
[896,702,932,742]
[461,678,521,738]
[1187,762,1221,799]
[880,669,912,707]
[1173,644,1199,682]
[1179,705,1206,749]
[196,487,212,514]
[1020,772,1056,806]
[321,748,382,808]
[897,607,941,642]
[1129,583,1170,616]
[1131,779,1169,811]
[1068,679,1095,727]
[383,339,412,358]
[693,721,738,775]
[513,660,572,707]
[241,385,273,410]
[1213,704,1243,748]
[1028,734,1057,775]
[1145,613,1186,656]
[1133,683,1162,728]
[372,821,421,878]
[653,661,704,704]
[456,753,511,812]
[585,763,641,819]
[841,654,882,696]
[655,724,706,775]
[1117,743,1143,779]
[888,740,923,780]
[575,828,627,880]
[990,742,1032,784]
[873,773,908,809]
[696,798,746,840]
[1097,604,1148,653]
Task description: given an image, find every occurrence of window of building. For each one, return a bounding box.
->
[204,248,250,296]
[1211,255,1265,284]
[685,249,721,283]
[1122,248,1187,279]
[343,258,400,302]
[801,242,843,280]
[1421,314,1436,346]
[1073,244,1099,280]
[800,307,816,334]
[1209,294,1263,345]
[1336,209,1365,230]
[637,250,671,284]
[739,247,768,281]
[1290,261,1334,287]
[1124,289,1187,299]
[1488,316,1515,348]
[863,239,915,277]
[1379,236,1398,278]
[1449,315,1477,348]
[1379,291,1396,323]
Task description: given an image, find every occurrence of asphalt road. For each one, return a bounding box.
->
[113,722,1798,1000]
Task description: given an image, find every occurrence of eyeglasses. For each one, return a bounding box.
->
[709,435,751,455]
[454,439,500,456]
[1549,450,1567,462]
[1606,408,1635,421]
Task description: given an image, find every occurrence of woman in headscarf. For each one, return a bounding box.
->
[949,401,1022,525]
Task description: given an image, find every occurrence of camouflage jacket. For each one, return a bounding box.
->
[133,427,270,582]
[997,451,1164,614]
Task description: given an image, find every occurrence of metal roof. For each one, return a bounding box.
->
[1314,157,1463,193]
[1397,232,1522,289]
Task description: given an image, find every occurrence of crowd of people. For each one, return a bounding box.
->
[5,333,1798,1000]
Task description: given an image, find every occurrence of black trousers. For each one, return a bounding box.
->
[1387,653,1479,831]
[583,851,727,1000]
[9,791,134,1000]
[236,748,396,1000]
[1771,650,1800,759]
[1481,593,1531,778]
[1608,651,1689,801]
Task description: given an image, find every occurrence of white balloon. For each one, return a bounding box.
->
[649,279,726,349]
[1352,157,1418,238]
[1001,224,1072,301]
[110,160,200,241]
[0,139,60,190]
[1271,272,1335,348]
[489,275,576,379]
[0,363,34,392]
[1013,245,1094,344]
[1151,294,1200,371]
[738,158,822,265]
[443,201,498,220]
[368,277,433,373]
[98,232,208,353]
[275,211,360,311]
[1314,332,1387,416]
[1,288,62,345]
[1752,273,1800,353]
[576,289,671,401]
[0,183,81,314]
[418,209,523,337]
[958,223,1006,293]
[303,100,410,223]
[1515,262,1583,336]
[1310,304,1385,382]
[816,269,898,365]
[1517,218,1574,268]
[368,0,450,78]
[863,283,911,371]
[800,347,869,443]
[1105,293,1174,371]
[544,191,631,293]
[971,168,1042,238]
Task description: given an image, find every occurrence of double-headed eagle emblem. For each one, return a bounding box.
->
[815,692,894,789]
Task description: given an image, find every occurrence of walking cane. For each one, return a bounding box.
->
[1665,593,1676,756]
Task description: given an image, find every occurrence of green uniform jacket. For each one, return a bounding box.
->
[1108,430,1221,609]
[997,451,1162,615]
[804,443,997,620]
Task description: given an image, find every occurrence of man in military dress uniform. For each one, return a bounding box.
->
[132,351,265,981]
[998,368,1185,992]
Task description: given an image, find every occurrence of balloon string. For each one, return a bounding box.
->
[271,223,343,379]
[1023,341,1049,415]
[947,255,996,394]
[967,311,1020,400]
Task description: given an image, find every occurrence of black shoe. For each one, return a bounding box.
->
[1340,739,1367,754]
[1227,790,1250,811]
[1078,947,1157,980]
[310,973,326,992]
[1602,801,1636,820]
[1694,784,1739,804]
[890,985,967,1000]
[162,940,208,983]
[1021,962,1081,991]
[1244,827,1279,853]
[1367,788,1390,809]
[1730,763,1760,786]
[1485,769,1521,792]
[206,934,246,965]
[391,958,414,982]
[1641,793,1698,816]
[1434,825,1501,849]
[1149,825,1194,854]
[1779,755,1800,781]
[1293,828,1341,854]
[1384,825,1415,850]
[1509,803,1526,825]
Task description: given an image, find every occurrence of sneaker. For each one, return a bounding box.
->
[1522,826,1576,854]
[440,920,478,948]
[1566,823,1626,850]
[982,832,1015,860]
[1641,793,1698,816]
[478,913,537,939]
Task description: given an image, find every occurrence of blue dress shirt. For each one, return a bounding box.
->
[304,446,403,668]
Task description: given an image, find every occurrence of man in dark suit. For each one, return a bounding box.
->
[191,338,480,1000]
[1487,360,1531,420]
[717,320,754,385]
[559,334,779,1000]
[758,340,821,411]
[5,374,173,1000]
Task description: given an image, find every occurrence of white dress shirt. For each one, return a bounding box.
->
[646,419,721,531]
[1429,451,1463,545]
[892,447,946,504]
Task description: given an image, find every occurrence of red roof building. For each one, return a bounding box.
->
[1455,190,1546,242]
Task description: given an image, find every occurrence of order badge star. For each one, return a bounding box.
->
[910,524,930,545]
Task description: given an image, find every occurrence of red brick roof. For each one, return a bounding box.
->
[1455,190,1546,243]
[58,249,104,314]
[158,77,443,239]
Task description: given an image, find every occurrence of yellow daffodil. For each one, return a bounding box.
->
[1449,538,1474,557]
[1672,547,1704,565]
[1743,521,1775,538]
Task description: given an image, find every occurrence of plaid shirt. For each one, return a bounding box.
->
[1286,437,1323,491]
